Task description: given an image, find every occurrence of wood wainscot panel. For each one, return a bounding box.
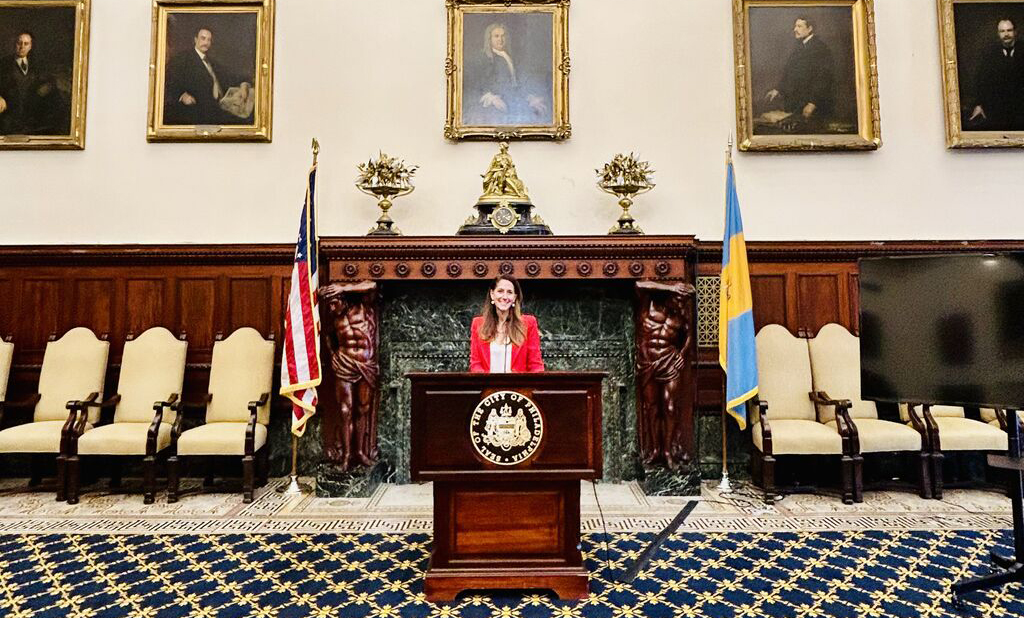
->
[0,278,10,335]
[72,278,117,343]
[0,245,295,478]
[177,278,218,352]
[749,273,787,333]
[693,240,1024,416]
[229,277,273,335]
[19,278,62,354]
[794,270,848,337]
[125,278,167,336]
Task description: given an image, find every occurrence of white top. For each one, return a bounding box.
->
[489,342,512,373]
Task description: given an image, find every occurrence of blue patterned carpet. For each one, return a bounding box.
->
[0,530,1022,617]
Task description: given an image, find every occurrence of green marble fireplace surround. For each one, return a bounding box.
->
[377,280,638,484]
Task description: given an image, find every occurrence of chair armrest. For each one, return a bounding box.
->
[809,391,853,424]
[71,394,121,427]
[920,405,941,452]
[73,394,121,410]
[147,393,180,456]
[748,397,772,445]
[244,393,270,456]
[247,392,270,416]
[63,392,99,442]
[904,403,937,451]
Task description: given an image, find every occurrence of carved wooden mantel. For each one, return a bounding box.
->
[320,235,697,283]
[319,235,700,475]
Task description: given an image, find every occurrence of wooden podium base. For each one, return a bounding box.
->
[408,373,606,604]
[425,479,590,602]
[425,565,590,602]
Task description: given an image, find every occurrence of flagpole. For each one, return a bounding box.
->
[718,135,735,494]
[277,139,321,497]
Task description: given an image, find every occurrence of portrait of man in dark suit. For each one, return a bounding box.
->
[954,6,1024,132]
[748,6,858,136]
[763,17,836,130]
[149,2,273,142]
[0,13,76,138]
[162,22,255,126]
[461,12,554,127]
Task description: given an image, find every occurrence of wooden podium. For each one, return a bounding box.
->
[408,372,605,602]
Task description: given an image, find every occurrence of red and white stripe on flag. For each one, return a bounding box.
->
[280,164,321,437]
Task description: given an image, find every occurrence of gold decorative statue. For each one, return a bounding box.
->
[459,141,550,235]
[356,152,418,236]
[597,152,655,235]
[478,142,530,203]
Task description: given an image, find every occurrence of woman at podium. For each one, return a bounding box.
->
[469,276,545,373]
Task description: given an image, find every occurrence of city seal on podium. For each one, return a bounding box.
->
[470,391,544,466]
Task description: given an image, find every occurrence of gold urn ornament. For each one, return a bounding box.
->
[597,153,655,235]
[457,142,551,236]
[356,152,418,236]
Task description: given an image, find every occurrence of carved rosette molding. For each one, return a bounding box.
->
[322,235,697,282]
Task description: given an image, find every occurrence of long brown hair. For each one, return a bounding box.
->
[479,275,526,346]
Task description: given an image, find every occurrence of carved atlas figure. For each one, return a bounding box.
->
[321,281,380,471]
[636,281,696,469]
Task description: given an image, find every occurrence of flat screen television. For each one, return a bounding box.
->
[859,253,1024,410]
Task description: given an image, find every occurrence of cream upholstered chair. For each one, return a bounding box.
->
[900,403,1007,499]
[168,328,274,503]
[0,328,109,501]
[807,323,931,501]
[750,324,855,504]
[66,327,187,504]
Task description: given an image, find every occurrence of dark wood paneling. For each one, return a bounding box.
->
[125,279,166,336]
[795,273,843,335]
[72,278,116,340]
[694,239,1024,413]
[0,278,11,337]
[178,278,217,352]
[750,274,787,333]
[849,273,860,334]
[229,278,272,335]
[20,279,61,352]
[0,246,292,411]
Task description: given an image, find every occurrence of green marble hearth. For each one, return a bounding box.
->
[377,281,639,484]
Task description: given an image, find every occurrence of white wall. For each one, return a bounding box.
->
[0,0,1021,244]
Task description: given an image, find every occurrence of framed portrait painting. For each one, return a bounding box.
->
[939,0,1024,148]
[732,0,881,151]
[0,0,90,150]
[147,0,274,142]
[445,0,570,141]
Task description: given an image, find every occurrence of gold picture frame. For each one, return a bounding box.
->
[445,0,570,141]
[0,0,90,150]
[732,0,881,151]
[938,0,1024,148]
[147,0,274,142]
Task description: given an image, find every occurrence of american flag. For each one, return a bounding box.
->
[280,163,321,437]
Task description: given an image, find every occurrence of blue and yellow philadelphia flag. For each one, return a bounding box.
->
[718,156,758,430]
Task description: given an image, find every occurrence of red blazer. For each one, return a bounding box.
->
[469,314,545,373]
